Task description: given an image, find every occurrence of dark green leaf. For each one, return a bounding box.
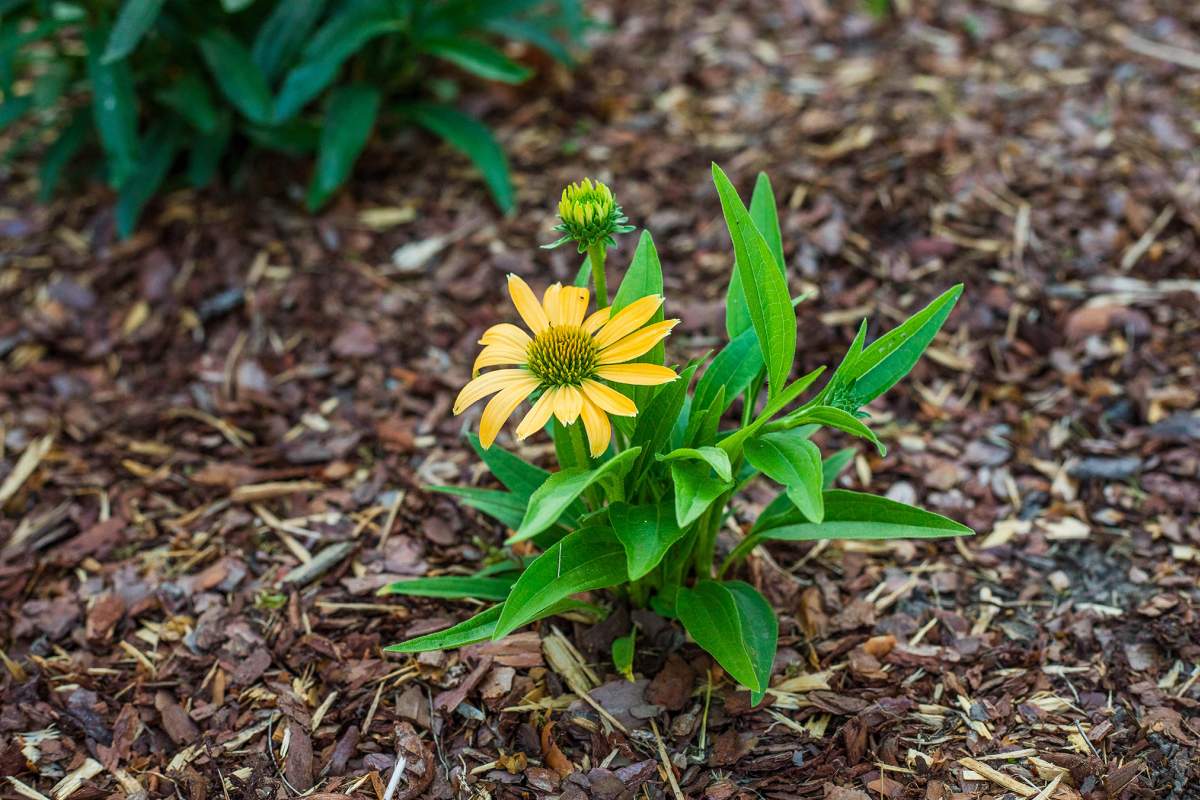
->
[712,164,796,398]
[408,102,514,213]
[102,0,163,63]
[378,576,514,601]
[155,74,218,134]
[115,123,179,237]
[677,580,776,700]
[511,448,641,543]
[430,485,527,530]
[424,37,533,83]
[86,26,139,187]
[199,29,273,124]
[726,172,784,339]
[272,11,399,122]
[384,598,594,653]
[787,405,885,455]
[306,84,379,210]
[821,447,856,490]
[468,433,547,499]
[730,489,973,564]
[38,110,90,201]
[494,526,628,638]
[693,326,763,415]
[630,364,695,477]
[670,459,730,528]
[744,430,824,523]
[657,447,732,483]
[252,0,326,81]
[187,111,232,188]
[843,285,963,409]
[608,501,687,580]
[0,93,31,131]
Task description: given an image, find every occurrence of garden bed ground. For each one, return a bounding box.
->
[2,0,1199,798]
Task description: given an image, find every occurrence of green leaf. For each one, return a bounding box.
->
[273,12,401,122]
[430,485,527,530]
[630,363,695,477]
[38,110,90,201]
[821,447,856,490]
[85,27,138,187]
[407,102,514,213]
[677,580,776,700]
[387,604,504,652]
[115,123,179,238]
[612,628,635,681]
[610,231,666,431]
[612,230,664,312]
[0,94,31,131]
[718,366,826,457]
[187,111,233,188]
[199,29,273,124]
[101,0,163,63]
[424,37,533,84]
[155,74,218,134]
[468,433,548,500]
[725,172,784,339]
[714,165,795,398]
[670,459,731,528]
[730,489,973,564]
[841,285,963,409]
[685,386,724,448]
[511,448,641,543]
[252,0,327,82]
[657,447,732,483]
[222,0,256,11]
[385,598,593,653]
[493,526,628,638]
[378,576,514,601]
[693,326,764,416]
[608,501,687,580]
[787,405,885,456]
[744,430,825,523]
[307,84,379,210]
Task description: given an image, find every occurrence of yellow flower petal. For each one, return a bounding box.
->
[454,369,531,414]
[581,379,637,417]
[598,319,679,364]
[508,274,549,335]
[479,322,532,349]
[594,363,679,385]
[515,389,555,440]
[551,385,583,425]
[579,396,611,458]
[582,307,611,334]
[542,283,563,326]
[592,295,663,349]
[478,376,539,448]
[557,286,590,328]
[472,343,528,375]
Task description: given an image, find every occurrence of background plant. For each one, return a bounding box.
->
[382,165,973,703]
[0,0,586,235]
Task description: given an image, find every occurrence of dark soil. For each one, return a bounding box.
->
[1,1,1198,798]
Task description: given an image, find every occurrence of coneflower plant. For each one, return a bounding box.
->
[383,166,972,704]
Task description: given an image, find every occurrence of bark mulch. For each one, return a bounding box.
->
[1,0,1198,798]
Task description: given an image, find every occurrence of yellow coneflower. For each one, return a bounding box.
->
[455,274,679,457]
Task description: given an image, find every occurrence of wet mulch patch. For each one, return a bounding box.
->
[1,0,1199,797]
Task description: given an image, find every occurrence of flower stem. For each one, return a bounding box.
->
[588,243,609,307]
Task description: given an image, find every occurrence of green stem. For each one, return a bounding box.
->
[588,243,609,306]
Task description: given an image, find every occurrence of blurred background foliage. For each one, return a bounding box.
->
[0,0,588,236]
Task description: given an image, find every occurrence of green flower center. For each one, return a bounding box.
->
[526,325,598,387]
